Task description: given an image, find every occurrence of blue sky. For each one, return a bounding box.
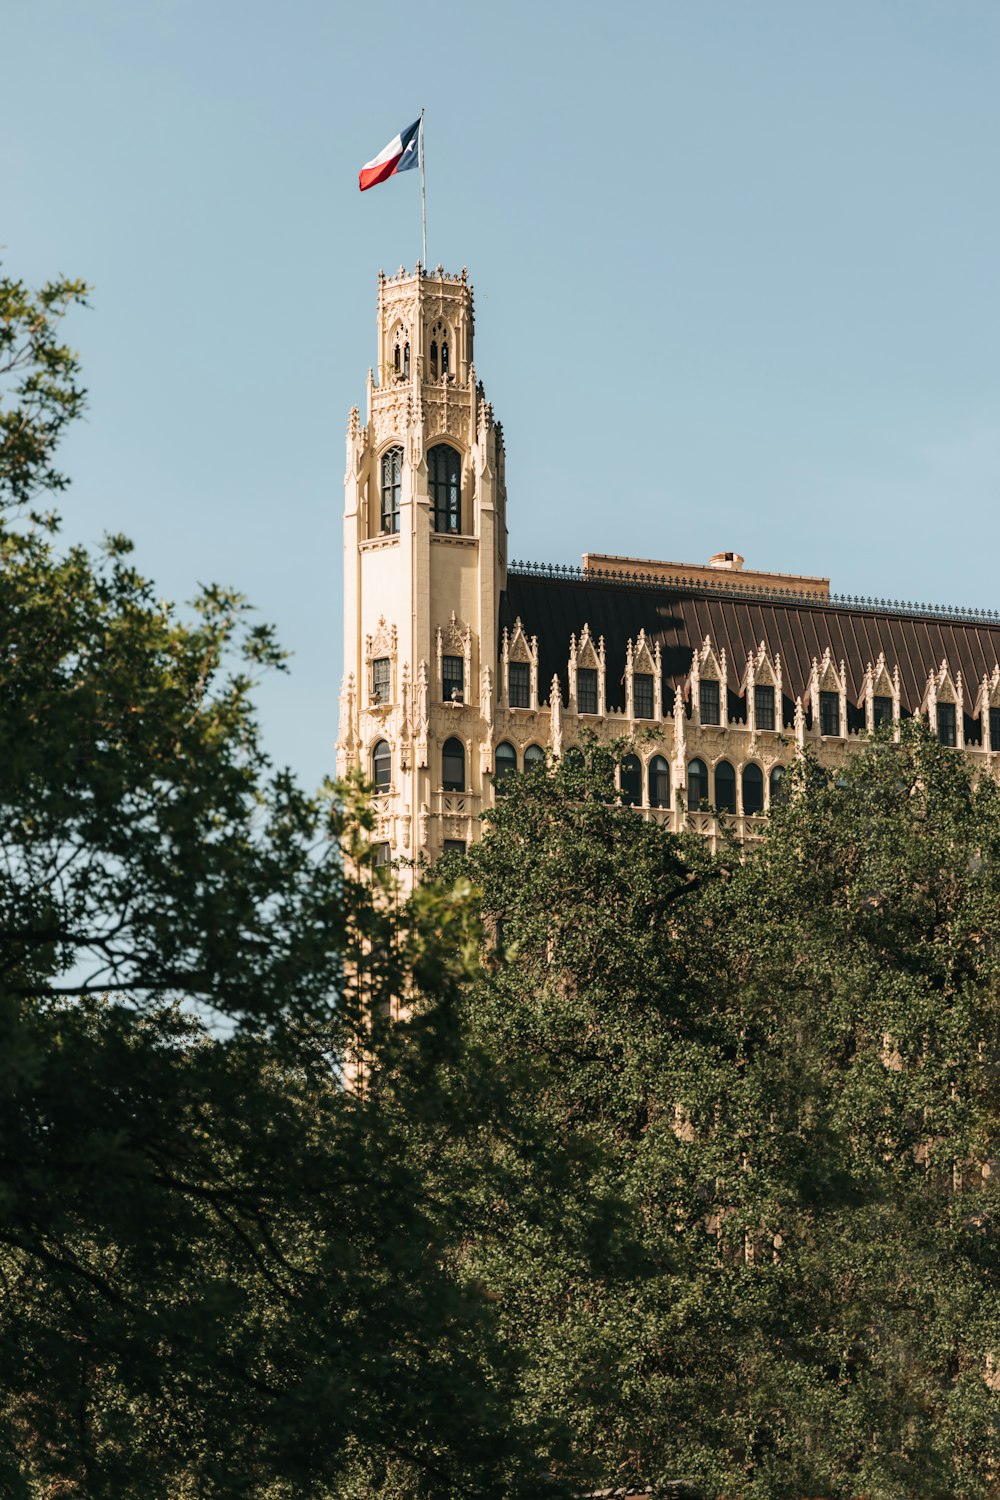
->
[4,0,998,789]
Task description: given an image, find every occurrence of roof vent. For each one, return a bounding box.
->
[708,551,745,572]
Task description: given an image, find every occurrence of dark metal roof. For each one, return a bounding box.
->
[501,568,1000,729]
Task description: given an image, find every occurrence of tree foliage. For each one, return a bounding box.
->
[456,734,1000,1499]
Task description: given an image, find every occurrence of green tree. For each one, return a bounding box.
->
[0,265,555,1498]
[456,733,1000,1499]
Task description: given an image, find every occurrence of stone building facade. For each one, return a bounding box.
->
[337,265,1000,876]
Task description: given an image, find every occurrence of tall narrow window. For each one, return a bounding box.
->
[393,344,400,374]
[430,340,438,377]
[372,739,391,792]
[441,340,449,374]
[373,842,391,869]
[509,662,530,708]
[819,691,840,737]
[687,758,709,811]
[714,759,737,813]
[700,678,721,725]
[649,755,670,808]
[577,668,598,715]
[442,737,465,791]
[633,672,654,720]
[937,702,957,747]
[402,341,410,377]
[742,762,764,814]
[620,753,642,807]
[371,657,391,705]
[380,446,402,534]
[873,695,893,728]
[991,706,1000,749]
[442,655,464,703]
[754,685,776,732]
[494,741,517,787]
[524,743,546,768]
[769,765,787,806]
[428,445,461,533]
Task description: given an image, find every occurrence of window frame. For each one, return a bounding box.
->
[428,444,462,534]
[742,761,764,815]
[508,661,530,708]
[620,753,642,807]
[494,741,517,786]
[442,736,465,792]
[442,654,464,704]
[754,684,776,732]
[380,446,402,534]
[936,701,957,748]
[873,695,893,729]
[714,759,737,814]
[577,667,598,715]
[819,690,840,737]
[649,754,670,809]
[372,739,392,792]
[700,678,721,725]
[687,757,709,812]
[371,657,391,705]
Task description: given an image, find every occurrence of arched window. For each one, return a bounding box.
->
[742,762,764,815]
[715,759,737,814]
[442,736,465,792]
[372,739,391,792]
[380,446,402,534]
[494,741,517,787]
[524,743,546,767]
[649,754,670,808]
[688,758,709,811]
[430,339,438,377]
[563,746,585,768]
[620,753,642,806]
[769,765,787,807]
[428,444,461,534]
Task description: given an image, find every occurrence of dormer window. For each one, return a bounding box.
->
[754,685,776,732]
[509,662,530,708]
[633,672,653,719]
[819,691,840,737]
[873,695,893,728]
[577,668,598,715]
[937,702,957,747]
[700,678,720,725]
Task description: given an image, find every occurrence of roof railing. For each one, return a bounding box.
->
[507,559,1000,628]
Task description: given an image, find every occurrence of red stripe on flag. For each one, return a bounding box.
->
[359,156,401,192]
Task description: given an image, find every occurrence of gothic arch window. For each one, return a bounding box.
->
[524,743,546,767]
[742,762,764,815]
[620,753,642,807]
[442,736,465,792]
[372,739,391,792]
[428,444,461,533]
[688,758,709,811]
[403,341,410,377]
[649,755,670,808]
[380,446,402,534]
[441,337,449,375]
[769,764,787,807]
[430,339,438,377]
[715,759,737,814]
[563,747,585,768]
[494,741,517,786]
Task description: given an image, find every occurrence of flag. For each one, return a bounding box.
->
[358,118,421,192]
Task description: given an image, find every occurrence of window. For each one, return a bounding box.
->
[441,340,449,375]
[430,339,438,377]
[991,707,1000,749]
[769,765,786,807]
[494,741,517,786]
[742,762,764,814]
[714,759,737,814]
[687,758,709,811]
[631,672,654,719]
[373,841,391,869]
[442,654,464,703]
[754,685,776,732]
[442,839,466,856]
[700,678,720,725]
[429,444,461,533]
[403,341,410,377]
[380,446,402,534]
[372,739,391,792]
[873,695,893,728]
[442,736,465,791]
[563,747,585,768]
[371,657,391,705]
[524,743,545,767]
[509,662,530,708]
[819,690,840,737]
[649,755,670,808]
[937,702,957,747]
[577,668,598,715]
[620,753,642,806]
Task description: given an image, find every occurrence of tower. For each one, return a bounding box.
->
[338,265,507,878]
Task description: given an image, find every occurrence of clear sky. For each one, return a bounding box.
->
[4,0,998,790]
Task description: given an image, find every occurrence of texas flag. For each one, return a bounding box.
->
[358,118,421,192]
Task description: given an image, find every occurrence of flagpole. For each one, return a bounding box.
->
[419,107,427,267]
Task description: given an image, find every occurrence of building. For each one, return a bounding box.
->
[338,265,1000,873]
